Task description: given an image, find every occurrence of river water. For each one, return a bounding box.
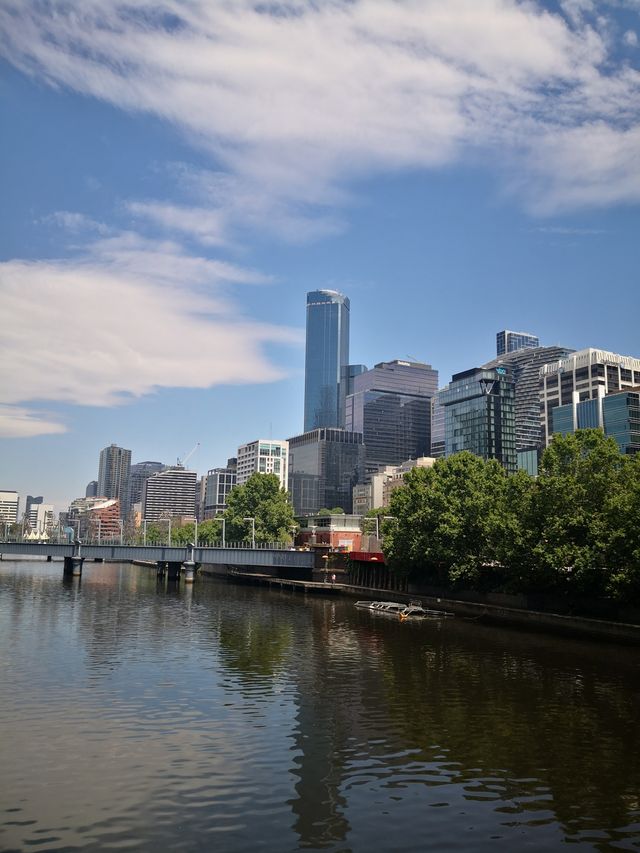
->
[0,560,639,852]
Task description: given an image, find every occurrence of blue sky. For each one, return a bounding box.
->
[1,0,639,511]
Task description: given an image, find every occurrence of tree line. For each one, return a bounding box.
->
[383,430,640,606]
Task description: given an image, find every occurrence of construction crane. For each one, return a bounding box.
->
[177,442,200,468]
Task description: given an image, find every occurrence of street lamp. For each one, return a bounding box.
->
[143,519,147,546]
[220,516,226,548]
[243,517,255,549]
[119,519,124,546]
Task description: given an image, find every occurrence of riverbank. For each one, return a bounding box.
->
[210,567,640,645]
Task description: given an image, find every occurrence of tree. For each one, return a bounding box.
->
[384,452,523,589]
[530,430,629,598]
[224,473,297,543]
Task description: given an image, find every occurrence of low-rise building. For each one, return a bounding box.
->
[296,514,363,551]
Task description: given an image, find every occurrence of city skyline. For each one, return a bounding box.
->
[1,0,639,510]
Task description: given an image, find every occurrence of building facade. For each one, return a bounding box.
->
[540,349,640,446]
[483,345,575,452]
[439,366,517,473]
[345,359,438,474]
[142,467,197,521]
[496,329,539,356]
[203,459,238,518]
[304,290,350,431]
[26,502,54,535]
[430,393,446,458]
[551,387,640,455]
[0,491,19,524]
[236,440,289,490]
[97,444,131,512]
[295,514,363,552]
[288,428,365,515]
[126,461,166,516]
[85,481,98,498]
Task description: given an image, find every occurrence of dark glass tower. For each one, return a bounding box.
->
[304,290,350,432]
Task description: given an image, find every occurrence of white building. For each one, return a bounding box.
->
[0,490,19,524]
[236,439,289,490]
[142,466,197,521]
[540,349,640,446]
[27,502,54,535]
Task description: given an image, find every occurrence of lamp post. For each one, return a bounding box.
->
[143,519,147,547]
[220,517,226,548]
[194,518,198,547]
[119,519,124,546]
[168,518,172,547]
[97,518,102,545]
[243,517,255,549]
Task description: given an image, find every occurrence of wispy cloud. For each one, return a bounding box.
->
[1,0,638,222]
[0,232,300,438]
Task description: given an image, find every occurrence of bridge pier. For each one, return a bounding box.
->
[156,561,167,578]
[63,556,84,577]
[183,559,196,584]
[46,555,52,562]
[167,562,181,582]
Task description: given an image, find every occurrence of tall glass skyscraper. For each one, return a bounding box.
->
[345,360,438,474]
[304,290,350,432]
[439,367,517,473]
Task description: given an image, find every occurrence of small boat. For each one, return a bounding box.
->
[354,600,452,619]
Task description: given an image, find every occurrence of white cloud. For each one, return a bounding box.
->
[43,211,110,234]
[0,0,638,219]
[0,234,300,437]
[0,405,67,439]
[623,29,639,46]
[126,201,229,246]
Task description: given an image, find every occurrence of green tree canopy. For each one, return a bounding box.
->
[224,473,296,544]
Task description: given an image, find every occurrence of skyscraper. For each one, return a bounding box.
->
[496,329,540,356]
[97,444,131,513]
[439,366,517,473]
[304,290,350,431]
[345,359,438,474]
[142,467,197,521]
[483,345,574,452]
[288,428,365,515]
[126,461,166,515]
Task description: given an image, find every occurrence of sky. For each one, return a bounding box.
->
[1,0,639,512]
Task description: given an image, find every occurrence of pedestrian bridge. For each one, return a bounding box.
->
[0,541,316,571]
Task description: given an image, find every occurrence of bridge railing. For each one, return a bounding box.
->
[0,534,297,551]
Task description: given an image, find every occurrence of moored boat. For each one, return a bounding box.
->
[355,599,452,619]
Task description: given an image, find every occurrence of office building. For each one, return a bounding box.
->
[236,440,289,490]
[0,491,20,524]
[127,461,166,515]
[540,349,640,446]
[484,345,574,452]
[551,387,640,455]
[345,359,438,474]
[142,467,197,522]
[203,458,237,519]
[439,366,517,473]
[97,444,131,512]
[304,290,350,431]
[496,329,539,357]
[288,428,365,515]
[430,394,446,458]
[85,481,98,498]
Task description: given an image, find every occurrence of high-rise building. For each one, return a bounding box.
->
[430,393,446,458]
[551,386,640,455]
[439,366,517,473]
[540,349,640,446]
[203,458,237,519]
[483,345,574,452]
[288,428,365,515]
[97,444,131,512]
[126,461,166,516]
[142,467,197,521]
[496,329,540,357]
[304,290,350,431]
[0,491,20,524]
[236,440,289,490]
[345,359,438,474]
[85,481,98,498]
[24,495,43,519]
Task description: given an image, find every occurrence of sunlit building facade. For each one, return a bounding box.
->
[304,290,350,431]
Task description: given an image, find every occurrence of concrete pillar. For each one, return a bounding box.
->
[156,561,167,578]
[46,555,52,562]
[167,561,181,582]
[183,560,196,584]
[63,556,84,576]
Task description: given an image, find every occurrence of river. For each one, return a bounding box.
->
[0,559,639,852]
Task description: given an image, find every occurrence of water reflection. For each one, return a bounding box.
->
[0,560,639,852]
